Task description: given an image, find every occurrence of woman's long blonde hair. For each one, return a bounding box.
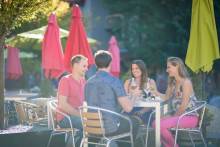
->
[167,57,189,88]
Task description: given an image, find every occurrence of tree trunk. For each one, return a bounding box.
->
[0,34,6,129]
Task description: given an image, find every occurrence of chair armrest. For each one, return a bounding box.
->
[49,101,74,130]
[55,108,72,121]
[56,109,73,129]
[176,101,206,129]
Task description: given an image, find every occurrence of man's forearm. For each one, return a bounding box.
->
[62,103,80,116]
[59,95,80,116]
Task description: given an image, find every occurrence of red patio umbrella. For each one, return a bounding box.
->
[64,5,94,72]
[42,13,64,79]
[6,46,23,80]
[108,36,120,77]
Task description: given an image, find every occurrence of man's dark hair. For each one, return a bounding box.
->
[94,50,112,69]
[71,54,87,67]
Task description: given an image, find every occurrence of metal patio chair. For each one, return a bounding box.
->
[47,99,78,147]
[171,100,207,147]
[79,105,134,147]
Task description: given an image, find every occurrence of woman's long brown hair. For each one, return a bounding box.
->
[130,60,148,90]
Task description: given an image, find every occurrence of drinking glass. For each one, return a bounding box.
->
[130,78,137,90]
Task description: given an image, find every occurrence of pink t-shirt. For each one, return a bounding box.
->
[57,74,85,121]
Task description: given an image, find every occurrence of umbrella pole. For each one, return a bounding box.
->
[0,42,5,129]
[202,72,207,100]
[202,73,204,99]
[41,68,44,81]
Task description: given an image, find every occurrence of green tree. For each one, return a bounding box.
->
[0,0,55,129]
[102,0,192,68]
[103,0,220,69]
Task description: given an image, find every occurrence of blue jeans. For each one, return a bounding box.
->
[126,107,153,124]
[59,115,82,129]
[59,115,82,146]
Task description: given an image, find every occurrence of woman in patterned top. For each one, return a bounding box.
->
[124,59,156,124]
[151,57,198,147]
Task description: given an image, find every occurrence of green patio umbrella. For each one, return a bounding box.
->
[185,0,220,73]
[6,26,97,45]
[17,26,69,39]
[4,50,37,59]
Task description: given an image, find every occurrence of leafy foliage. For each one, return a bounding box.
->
[40,79,55,97]
[0,0,54,36]
[0,0,58,129]
[101,0,196,68]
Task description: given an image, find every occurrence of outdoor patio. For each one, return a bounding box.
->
[1,90,220,147]
[1,0,220,147]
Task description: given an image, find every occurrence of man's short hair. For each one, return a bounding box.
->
[71,54,88,66]
[94,50,112,68]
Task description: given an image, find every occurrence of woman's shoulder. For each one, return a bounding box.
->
[181,78,193,91]
[183,78,192,86]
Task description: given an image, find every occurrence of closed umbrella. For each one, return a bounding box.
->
[64,4,94,72]
[185,0,220,73]
[42,13,64,79]
[6,46,23,80]
[108,36,120,77]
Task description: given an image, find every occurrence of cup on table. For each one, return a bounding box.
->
[130,78,138,90]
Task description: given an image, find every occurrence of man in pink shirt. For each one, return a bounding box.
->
[57,55,88,130]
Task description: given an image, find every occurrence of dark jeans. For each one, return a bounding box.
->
[126,107,153,124]
[106,115,140,147]
[59,115,82,147]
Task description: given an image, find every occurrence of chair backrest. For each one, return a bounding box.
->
[48,99,74,130]
[14,101,27,124]
[196,101,206,129]
[79,106,105,137]
[30,98,49,118]
[79,105,132,139]
[47,100,57,130]
[14,100,39,125]
[176,100,206,129]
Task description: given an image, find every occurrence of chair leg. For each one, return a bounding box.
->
[47,132,68,147]
[71,131,75,147]
[188,132,195,147]
[145,113,153,147]
[80,138,84,147]
[145,129,150,147]
[130,134,134,147]
[199,131,207,147]
[139,136,145,147]
[64,132,68,142]
[174,129,178,147]
[47,133,53,147]
[80,137,89,147]
[135,126,146,146]
[106,140,111,147]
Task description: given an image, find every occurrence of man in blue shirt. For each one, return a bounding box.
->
[85,50,139,144]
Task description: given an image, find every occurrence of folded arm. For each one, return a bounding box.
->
[58,95,80,116]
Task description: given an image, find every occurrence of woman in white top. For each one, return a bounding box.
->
[124,59,157,123]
